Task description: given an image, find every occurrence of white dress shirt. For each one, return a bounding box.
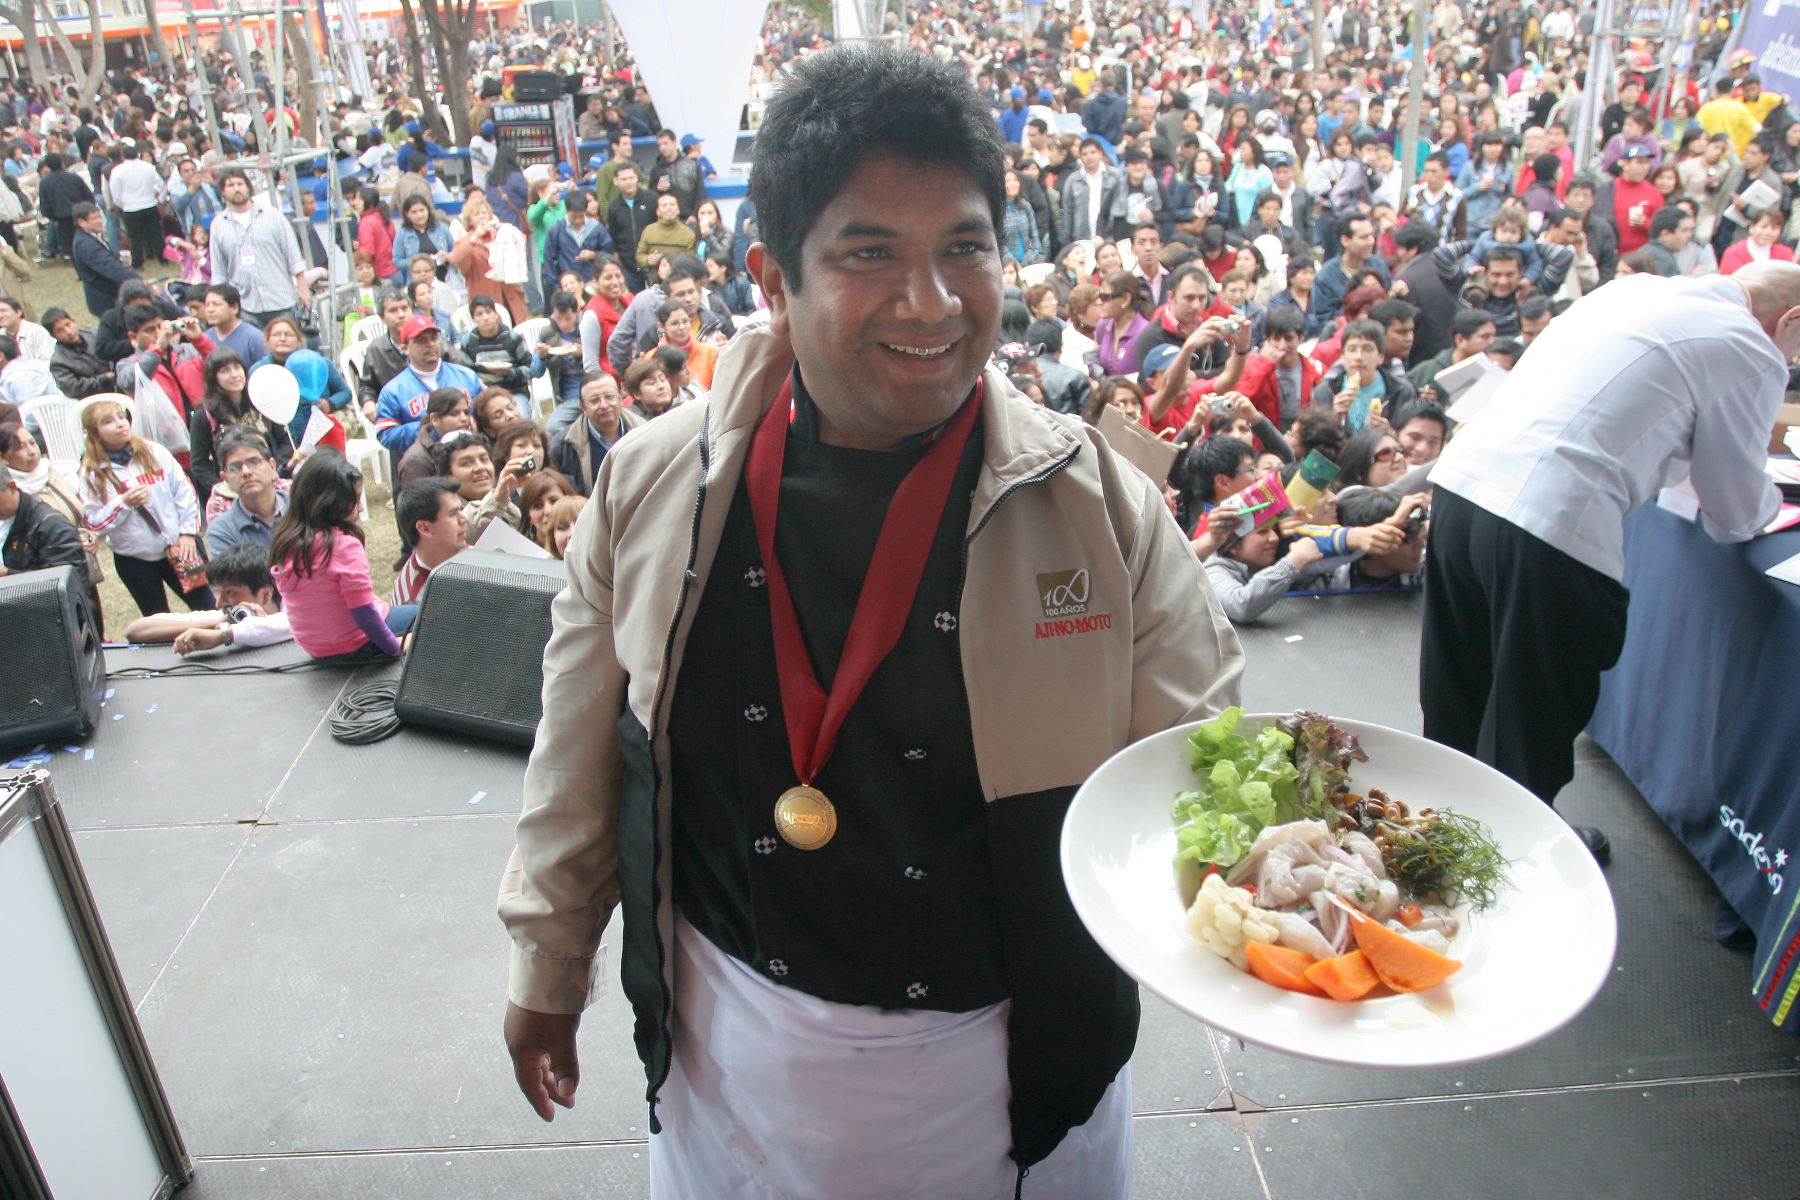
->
[1083,166,1106,239]
[1431,274,1784,581]
[11,320,54,362]
[107,158,165,213]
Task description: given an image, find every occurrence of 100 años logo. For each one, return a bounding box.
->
[1037,568,1091,617]
[1720,806,1788,895]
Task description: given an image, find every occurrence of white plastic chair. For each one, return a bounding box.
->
[348,314,384,345]
[334,396,391,500]
[1017,262,1054,287]
[340,340,369,390]
[451,299,518,338]
[20,395,82,478]
[511,316,550,354]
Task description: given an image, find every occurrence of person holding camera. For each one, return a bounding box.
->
[1141,311,1254,435]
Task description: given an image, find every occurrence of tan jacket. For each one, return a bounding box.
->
[499,323,1243,1013]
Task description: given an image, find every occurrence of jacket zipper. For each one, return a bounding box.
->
[642,406,711,1130]
[953,447,1080,647]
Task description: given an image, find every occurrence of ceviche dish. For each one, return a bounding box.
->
[1176,708,1512,1003]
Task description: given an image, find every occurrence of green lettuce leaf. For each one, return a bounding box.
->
[1170,707,1301,870]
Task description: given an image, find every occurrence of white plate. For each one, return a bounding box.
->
[1061,713,1617,1068]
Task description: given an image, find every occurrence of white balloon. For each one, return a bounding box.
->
[248,364,301,427]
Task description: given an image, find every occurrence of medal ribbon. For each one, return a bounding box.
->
[746,375,983,787]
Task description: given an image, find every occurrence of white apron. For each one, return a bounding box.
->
[649,914,1133,1200]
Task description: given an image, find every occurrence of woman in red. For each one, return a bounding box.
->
[351,185,397,283]
[580,255,633,378]
[1720,209,1797,274]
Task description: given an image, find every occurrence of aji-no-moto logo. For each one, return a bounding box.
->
[1038,568,1092,617]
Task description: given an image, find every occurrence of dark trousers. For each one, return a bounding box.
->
[112,551,216,617]
[1419,490,1629,806]
[122,206,163,269]
[50,217,76,260]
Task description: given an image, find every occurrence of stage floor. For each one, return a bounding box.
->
[15,594,1800,1198]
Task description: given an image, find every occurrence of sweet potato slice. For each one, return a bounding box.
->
[1348,911,1462,993]
[1244,941,1326,996]
[1303,949,1383,1002]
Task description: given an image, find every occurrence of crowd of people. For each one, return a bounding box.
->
[0,0,1782,666]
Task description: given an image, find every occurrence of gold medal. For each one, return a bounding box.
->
[773,784,837,851]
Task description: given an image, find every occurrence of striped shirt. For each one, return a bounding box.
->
[391,551,432,607]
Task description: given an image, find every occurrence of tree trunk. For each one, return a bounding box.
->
[37,0,107,100]
[417,0,476,143]
[144,6,172,77]
[283,12,320,146]
[394,0,445,135]
[0,3,50,84]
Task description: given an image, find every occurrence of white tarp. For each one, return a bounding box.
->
[606,0,770,181]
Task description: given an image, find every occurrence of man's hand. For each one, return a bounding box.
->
[1386,492,1430,528]
[1232,394,1260,425]
[1286,537,1325,568]
[504,1002,581,1122]
[1185,315,1228,349]
[577,248,596,261]
[173,626,228,656]
[1349,523,1405,554]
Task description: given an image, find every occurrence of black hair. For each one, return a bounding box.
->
[1649,206,1687,239]
[1519,295,1555,323]
[1336,484,1404,527]
[201,345,250,425]
[395,476,463,562]
[430,429,492,476]
[1187,435,1255,504]
[426,387,467,418]
[666,252,708,285]
[1265,305,1304,337]
[1393,400,1448,437]
[1548,206,1582,226]
[71,199,98,221]
[1341,318,1386,352]
[215,425,272,466]
[748,43,1005,290]
[652,344,689,376]
[1565,172,1600,196]
[127,305,164,335]
[1334,428,1396,488]
[467,294,496,314]
[1532,152,1562,181]
[655,298,687,324]
[206,542,275,597]
[1368,298,1418,328]
[1026,316,1063,356]
[1451,308,1496,340]
[1337,212,1372,245]
[268,451,365,580]
[1425,150,1451,170]
[1483,246,1524,270]
[1291,408,1344,460]
[41,305,72,327]
[998,298,1032,345]
[203,282,242,310]
[549,289,579,313]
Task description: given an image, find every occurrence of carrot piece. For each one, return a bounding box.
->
[1346,910,1462,992]
[1303,950,1383,1002]
[1243,941,1326,996]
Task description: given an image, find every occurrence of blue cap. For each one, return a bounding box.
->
[588,152,608,168]
[679,132,701,150]
[1036,88,1054,103]
[480,120,496,138]
[557,162,573,180]
[1142,343,1182,377]
[1010,85,1026,100]
[403,119,421,134]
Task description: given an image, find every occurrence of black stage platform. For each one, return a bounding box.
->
[14,594,1800,1198]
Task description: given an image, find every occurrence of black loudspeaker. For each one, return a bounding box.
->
[395,550,564,746]
[511,70,561,102]
[0,566,104,750]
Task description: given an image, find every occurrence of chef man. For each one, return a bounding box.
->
[498,42,1243,1198]
[1421,264,1797,865]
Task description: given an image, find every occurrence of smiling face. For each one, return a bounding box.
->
[753,153,1001,451]
[448,443,493,500]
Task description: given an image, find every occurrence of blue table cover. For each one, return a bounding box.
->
[1589,504,1800,1035]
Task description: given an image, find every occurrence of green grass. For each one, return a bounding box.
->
[19,234,402,638]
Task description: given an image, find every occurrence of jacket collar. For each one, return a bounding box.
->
[706,324,1083,502]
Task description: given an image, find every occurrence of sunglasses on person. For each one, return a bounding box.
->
[1097,290,1122,300]
[1373,446,1406,463]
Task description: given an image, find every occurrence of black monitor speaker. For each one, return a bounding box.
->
[511,70,562,102]
[394,550,565,747]
[0,566,103,751]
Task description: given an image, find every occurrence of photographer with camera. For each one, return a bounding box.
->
[1142,312,1254,435]
[120,543,291,654]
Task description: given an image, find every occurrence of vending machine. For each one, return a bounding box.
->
[491,95,578,171]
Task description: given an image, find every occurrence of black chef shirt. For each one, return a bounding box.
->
[668,372,1008,1013]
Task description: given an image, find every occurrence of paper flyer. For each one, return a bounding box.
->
[298,407,335,454]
